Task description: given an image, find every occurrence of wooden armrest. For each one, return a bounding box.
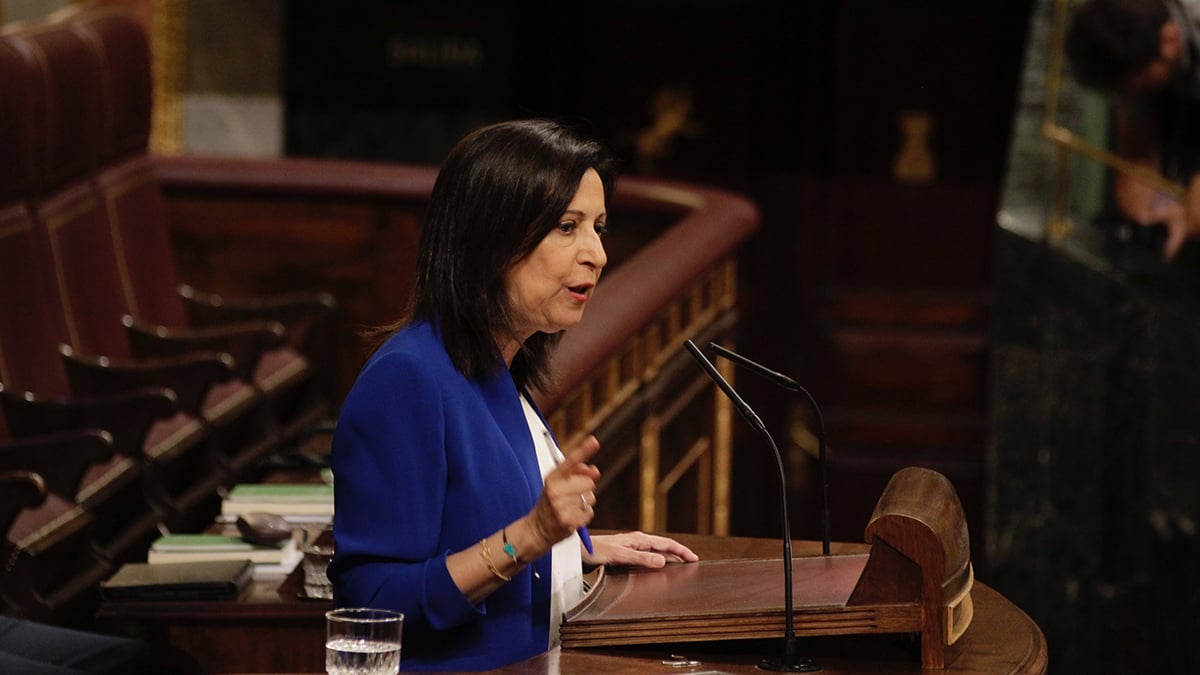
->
[0,470,47,537]
[0,384,176,461]
[59,344,232,417]
[0,470,45,501]
[0,468,46,530]
[0,430,114,501]
[122,314,285,381]
[179,284,336,354]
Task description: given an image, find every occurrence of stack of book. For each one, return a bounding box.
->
[147,533,303,576]
[219,483,334,524]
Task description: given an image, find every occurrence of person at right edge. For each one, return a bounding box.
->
[1067,0,1200,259]
[328,119,699,672]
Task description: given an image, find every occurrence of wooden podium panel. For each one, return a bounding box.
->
[503,583,1045,675]
[563,467,976,669]
[553,532,1044,675]
[563,556,882,646]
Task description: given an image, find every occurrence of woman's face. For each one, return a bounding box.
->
[503,168,608,346]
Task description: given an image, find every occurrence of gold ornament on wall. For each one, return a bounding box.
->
[893,111,936,184]
[150,0,185,154]
[634,86,702,175]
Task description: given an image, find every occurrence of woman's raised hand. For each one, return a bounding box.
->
[527,435,601,549]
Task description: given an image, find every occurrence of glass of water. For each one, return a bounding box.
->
[303,544,335,600]
[326,608,404,675]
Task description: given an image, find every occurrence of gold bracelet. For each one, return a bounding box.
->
[479,538,510,582]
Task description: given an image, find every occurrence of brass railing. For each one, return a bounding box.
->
[545,259,739,534]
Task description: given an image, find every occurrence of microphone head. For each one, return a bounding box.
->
[684,339,766,432]
[709,342,804,393]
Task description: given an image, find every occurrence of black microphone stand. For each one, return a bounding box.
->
[709,342,831,556]
[684,340,820,672]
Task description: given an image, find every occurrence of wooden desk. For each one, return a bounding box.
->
[97,564,330,673]
[96,534,1046,674]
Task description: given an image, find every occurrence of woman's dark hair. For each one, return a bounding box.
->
[374,119,616,391]
[1066,0,1171,92]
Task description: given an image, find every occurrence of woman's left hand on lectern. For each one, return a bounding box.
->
[585,531,699,569]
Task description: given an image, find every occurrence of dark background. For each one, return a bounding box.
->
[284,0,1034,583]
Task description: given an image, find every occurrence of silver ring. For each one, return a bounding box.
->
[580,493,589,511]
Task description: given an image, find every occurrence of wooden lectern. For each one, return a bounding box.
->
[561,466,973,669]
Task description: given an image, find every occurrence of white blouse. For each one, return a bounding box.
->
[519,396,585,648]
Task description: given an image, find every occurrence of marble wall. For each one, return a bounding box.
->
[0,0,70,24]
[992,0,1200,672]
[182,0,282,157]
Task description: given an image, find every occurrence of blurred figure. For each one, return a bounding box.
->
[1067,0,1200,259]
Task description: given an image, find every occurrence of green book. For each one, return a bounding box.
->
[150,533,287,553]
[224,483,334,503]
[148,533,297,565]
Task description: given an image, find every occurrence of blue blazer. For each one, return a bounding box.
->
[329,320,581,671]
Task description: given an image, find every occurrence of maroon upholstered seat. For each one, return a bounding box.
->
[2,12,274,485]
[82,8,334,442]
[0,7,336,620]
[0,19,223,540]
[0,33,36,205]
[0,204,166,564]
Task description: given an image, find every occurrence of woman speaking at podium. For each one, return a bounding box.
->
[328,119,698,671]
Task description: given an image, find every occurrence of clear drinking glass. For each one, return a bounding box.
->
[325,608,404,675]
[303,543,335,599]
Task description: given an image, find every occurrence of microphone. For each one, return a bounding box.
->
[709,342,831,557]
[684,339,819,672]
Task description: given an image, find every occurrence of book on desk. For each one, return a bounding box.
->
[147,532,303,575]
[218,483,334,524]
[100,559,255,601]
